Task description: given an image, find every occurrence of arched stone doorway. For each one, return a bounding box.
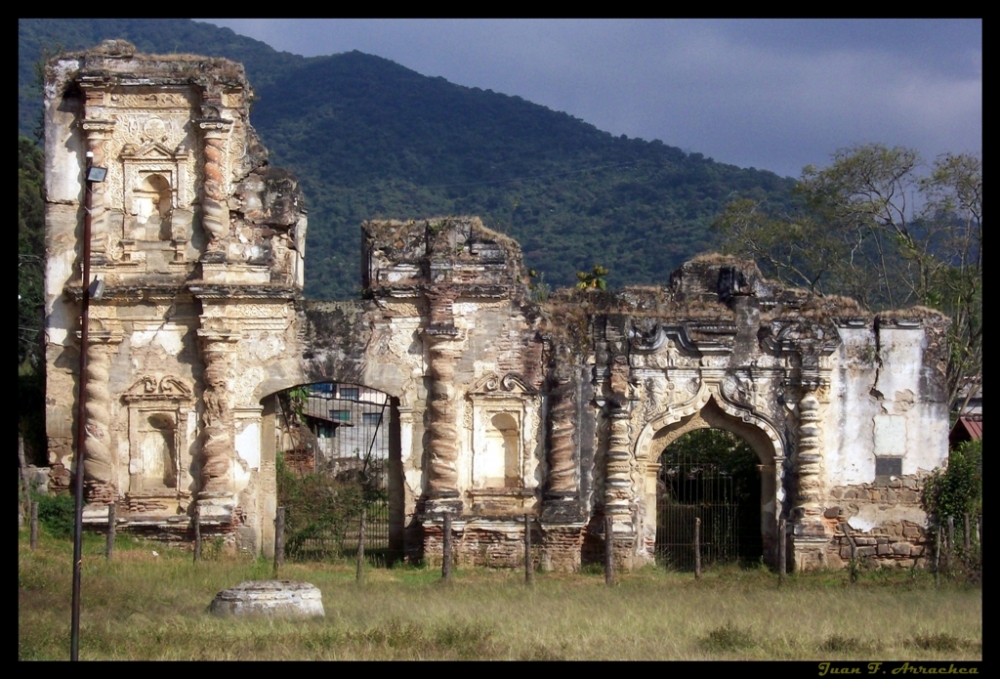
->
[635,397,783,568]
[655,427,762,569]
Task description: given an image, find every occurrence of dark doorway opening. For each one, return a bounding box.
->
[656,428,762,570]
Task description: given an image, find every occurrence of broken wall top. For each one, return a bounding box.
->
[45,40,307,292]
[363,216,531,299]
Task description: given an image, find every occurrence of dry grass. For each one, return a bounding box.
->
[19,532,981,661]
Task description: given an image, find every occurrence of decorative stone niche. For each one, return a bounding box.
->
[123,375,194,515]
[466,373,539,513]
[120,138,191,266]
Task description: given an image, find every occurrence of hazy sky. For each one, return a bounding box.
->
[199,19,981,179]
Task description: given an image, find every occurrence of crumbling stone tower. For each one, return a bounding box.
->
[43,40,307,553]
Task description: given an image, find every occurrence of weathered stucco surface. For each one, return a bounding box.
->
[45,42,950,569]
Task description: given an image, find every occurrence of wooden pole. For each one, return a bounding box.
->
[694,517,702,580]
[19,435,32,527]
[947,516,955,569]
[193,504,201,562]
[964,513,971,552]
[30,502,38,551]
[356,507,366,582]
[274,506,285,578]
[524,513,533,585]
[778,518,786,584]
[934,524,941,587]
[105,503,115,560]
[442,513,452,583]
[604,515,615,587]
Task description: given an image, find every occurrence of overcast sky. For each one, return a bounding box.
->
[199,19,981,179]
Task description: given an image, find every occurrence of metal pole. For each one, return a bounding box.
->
[71,151,96,662]
[604,515,615,587]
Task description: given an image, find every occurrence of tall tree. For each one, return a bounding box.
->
[714,143,981,410]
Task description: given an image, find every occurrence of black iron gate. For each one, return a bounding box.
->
[656,460,740,570]
[276,382,390,561]
[655,430,761,571]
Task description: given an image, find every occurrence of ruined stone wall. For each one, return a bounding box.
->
[44,41,307,554]
[44,44,951,570]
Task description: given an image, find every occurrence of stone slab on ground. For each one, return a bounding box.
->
[209,580,325,618]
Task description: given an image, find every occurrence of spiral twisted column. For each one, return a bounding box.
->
[81,331,121,504]
[604,406,633,517]
[197,329,238,497]
[80,119,116,262]
[197,119,233,244]
[425,331,461,498]
[792,391,825,538]
[545,370,577,499]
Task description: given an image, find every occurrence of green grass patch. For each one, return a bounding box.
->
[19,531,982,660]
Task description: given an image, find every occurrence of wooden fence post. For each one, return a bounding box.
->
[964,513,971,552]
[947,516,955,570]
[442,513,452,583]
[934,524,941,587]
[106,503,115,560]
[356,507,366,583]
[694,517,702,580]
[524,513,533,585]
[778,518,786,585]
[604,515,615,587]
[274,506,285,578]
[193,504,202,562]
[19,435,32,529]
[30,502,38,551]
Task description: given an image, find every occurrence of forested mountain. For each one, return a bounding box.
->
[19,19,798,299]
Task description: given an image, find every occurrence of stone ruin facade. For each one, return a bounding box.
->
[44,42,951,571]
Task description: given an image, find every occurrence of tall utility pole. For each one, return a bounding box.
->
[71,151,105,661]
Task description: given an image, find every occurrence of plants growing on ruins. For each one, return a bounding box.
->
[575,265,609,291]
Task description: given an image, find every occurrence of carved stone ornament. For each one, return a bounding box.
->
[123,375,193,402]
[469,372,538,396]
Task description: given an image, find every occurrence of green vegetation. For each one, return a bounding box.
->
[923,439,982,522]
[276,452,366,560]
[18,135,46,465]
[19,531,981,660]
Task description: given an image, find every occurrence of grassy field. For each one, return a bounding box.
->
[19,530,982,661]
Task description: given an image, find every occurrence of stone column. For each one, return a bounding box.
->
[791,387,828,568]
[424,330,461,500]
[605,405,632,518]
[79,118,116,264]
[545,365,577,501]
[197,328,238,499]
[80,330,122,505]
[196,118,233,247]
